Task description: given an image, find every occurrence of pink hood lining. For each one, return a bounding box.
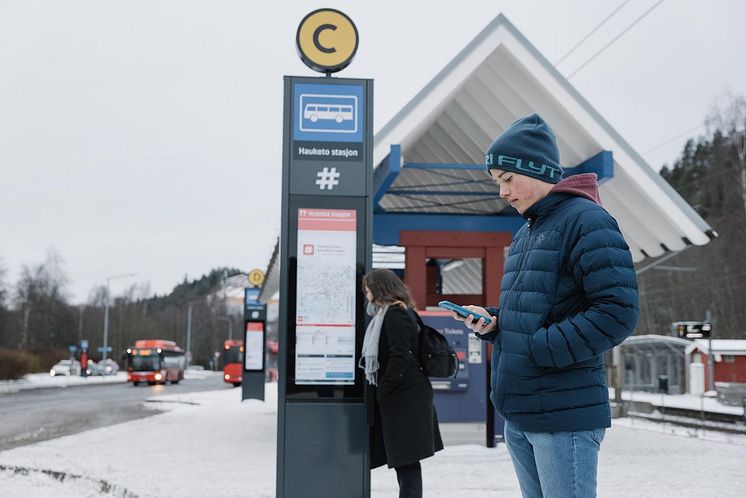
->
[550,173,602,205]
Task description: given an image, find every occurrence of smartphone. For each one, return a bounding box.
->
[438,300,492,325]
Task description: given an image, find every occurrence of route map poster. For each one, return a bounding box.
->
[295,208,357,384]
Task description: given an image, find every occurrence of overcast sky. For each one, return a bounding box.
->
[1,0,744,304]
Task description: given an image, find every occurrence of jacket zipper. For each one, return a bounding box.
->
[499,218,534,333]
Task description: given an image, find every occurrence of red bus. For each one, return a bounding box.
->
[126,339,186,386]
[223,339,244,387]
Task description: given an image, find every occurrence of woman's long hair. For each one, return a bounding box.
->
[362,269,416,309]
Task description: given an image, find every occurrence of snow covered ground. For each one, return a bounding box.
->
[0,368,218,395]
[1,383,745,497]
[0,372,128,394]
[609,387,745,416]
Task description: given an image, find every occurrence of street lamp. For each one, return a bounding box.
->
[186,303,193,366]
[184,300,203,366]
[102,273,135,374]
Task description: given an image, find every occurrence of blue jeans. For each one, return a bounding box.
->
[504,421,605,498]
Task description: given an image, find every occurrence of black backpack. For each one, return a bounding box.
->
[409,310,459,378]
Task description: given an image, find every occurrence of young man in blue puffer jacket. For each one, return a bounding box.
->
[453,114,639,498]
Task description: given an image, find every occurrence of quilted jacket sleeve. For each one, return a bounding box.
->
[529,210,639,368]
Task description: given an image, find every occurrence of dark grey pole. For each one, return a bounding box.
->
[186,304,193,365]
[102,273,134,373]
[243,289,266,401]
[705,309,715,392]
[277,75,373,498]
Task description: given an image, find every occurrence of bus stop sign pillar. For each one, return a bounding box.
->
[243,286,266,402]
[277,72,373,498]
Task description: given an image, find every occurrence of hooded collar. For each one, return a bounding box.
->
[522,173,602,222]
[550,173,601,204]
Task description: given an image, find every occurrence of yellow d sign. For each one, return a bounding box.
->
[296,9,358,74]
[248,269,265,287]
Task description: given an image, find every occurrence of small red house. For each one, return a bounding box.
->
[685,339,746,387]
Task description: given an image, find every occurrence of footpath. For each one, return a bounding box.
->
[1,383,746,497]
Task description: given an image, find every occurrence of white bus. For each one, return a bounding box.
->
[303,103,354,124]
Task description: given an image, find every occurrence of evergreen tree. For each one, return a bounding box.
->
[640,122,746,339]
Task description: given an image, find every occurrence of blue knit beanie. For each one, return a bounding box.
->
[485,114,563,184]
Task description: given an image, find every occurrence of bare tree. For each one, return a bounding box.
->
[13,249,72,349]
[0,256,8,347]
[88,285,107,307]
[0,256,7,307]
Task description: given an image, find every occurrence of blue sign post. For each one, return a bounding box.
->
[79,339,89,378]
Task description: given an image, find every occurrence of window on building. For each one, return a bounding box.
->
[723,355,736,363]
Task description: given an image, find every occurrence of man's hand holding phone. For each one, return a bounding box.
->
[438,301,497,335]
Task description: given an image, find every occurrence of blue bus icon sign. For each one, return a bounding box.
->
[293,83,364,143]
[301,95,357,132]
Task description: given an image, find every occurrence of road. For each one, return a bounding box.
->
[0,373,230,451]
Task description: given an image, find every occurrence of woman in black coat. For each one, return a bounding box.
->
[361,269,443,498]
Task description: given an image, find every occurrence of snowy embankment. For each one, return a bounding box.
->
[1,383,745,497]
[0,372,128,394]
[609,387,744,416]
[0,368,217,395]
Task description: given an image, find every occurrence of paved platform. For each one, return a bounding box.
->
[1,383,745,497]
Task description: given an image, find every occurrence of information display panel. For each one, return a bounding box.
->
[245,322,265,371]
[284,195,367,399]
[295,208,357,385]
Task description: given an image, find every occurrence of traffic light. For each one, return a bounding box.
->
[673,321,711,339]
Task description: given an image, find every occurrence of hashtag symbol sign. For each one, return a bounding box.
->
[315,167,340,190]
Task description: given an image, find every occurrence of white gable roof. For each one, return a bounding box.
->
[373,14,715,262]
[687,340,746,356]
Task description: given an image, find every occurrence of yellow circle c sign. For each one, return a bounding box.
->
[296,9,359,74]
[248,269,265,287]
